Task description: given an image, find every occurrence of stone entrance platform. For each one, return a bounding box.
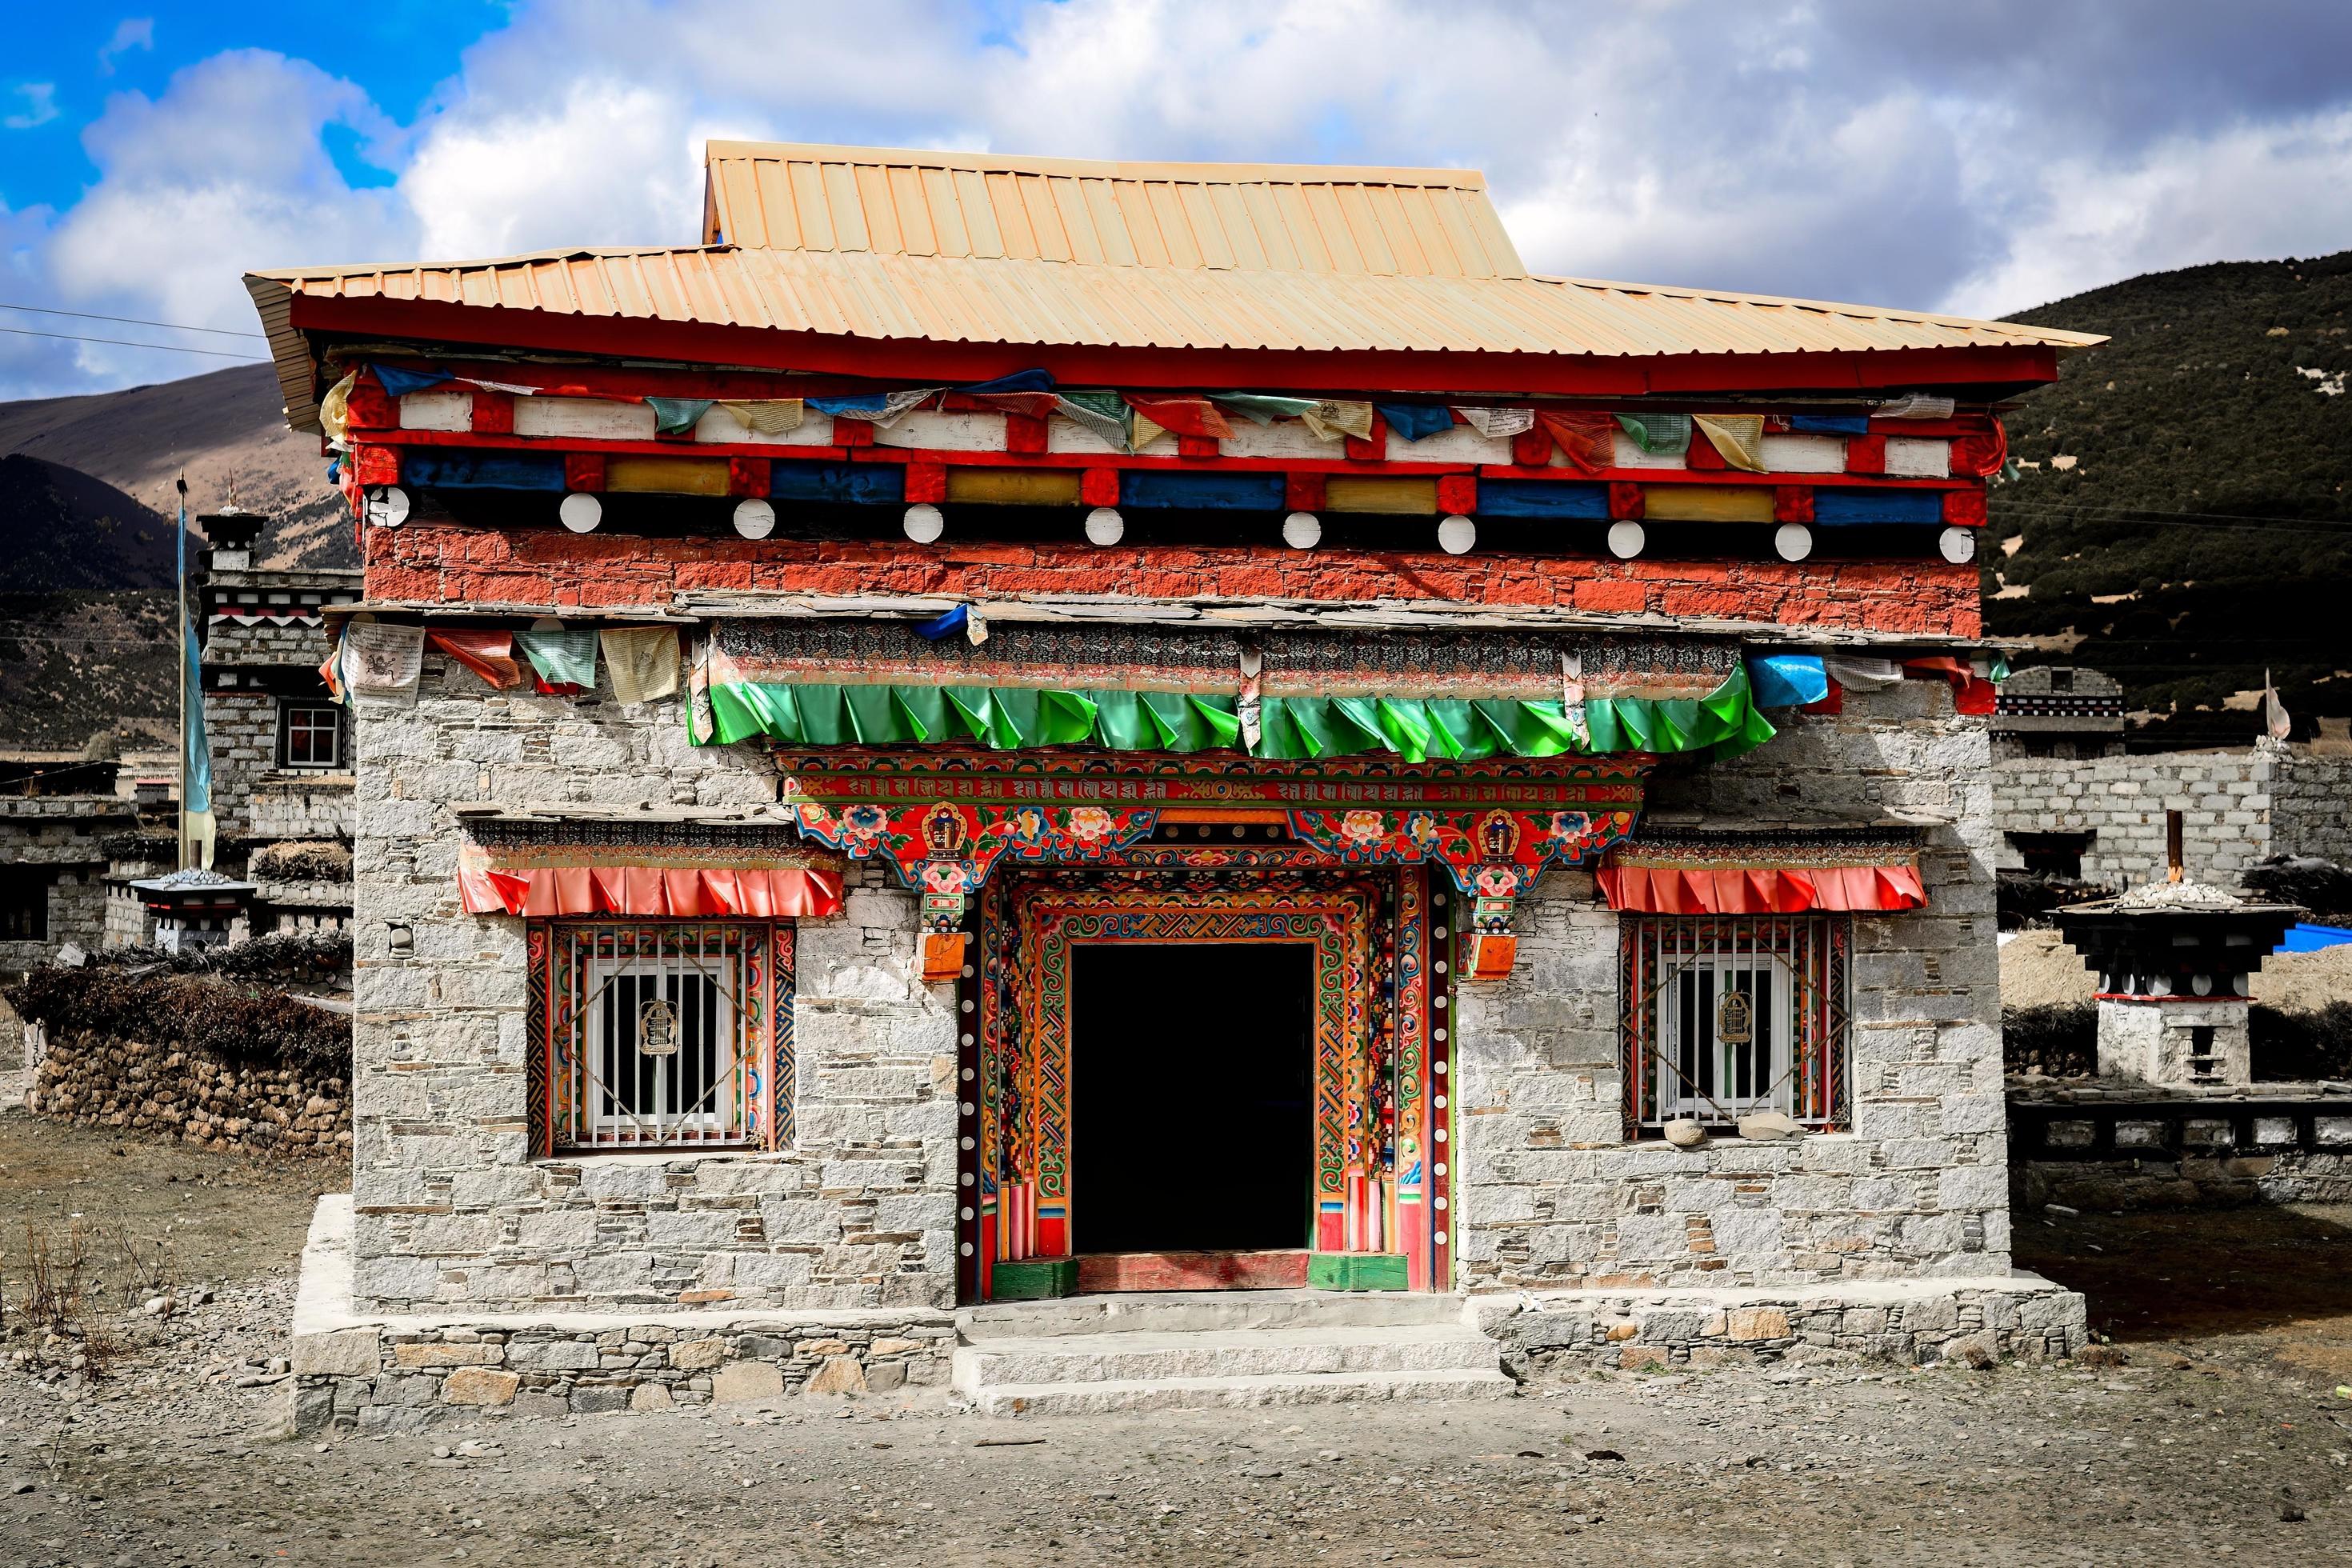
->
[1474,1275,2088,1375]
[285,1197,955,1436]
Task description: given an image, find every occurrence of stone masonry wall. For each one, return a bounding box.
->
[350,648,957,1315]
[1455,677,2011,1291]
[1991,746,2270,886]
[2271,748,2352,868]
[290,1313,954,1435]
[27,1026,350,1155]
[202,691,280,841]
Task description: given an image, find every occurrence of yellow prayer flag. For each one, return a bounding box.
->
[601,626,681,706]
[1301,400,1375,442]
[714,399,806,434]
[1692,414,1768,473]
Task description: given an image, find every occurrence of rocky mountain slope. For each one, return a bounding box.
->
[1990,250,2352,748]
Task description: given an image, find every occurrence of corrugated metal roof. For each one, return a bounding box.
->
[700,142,1528,278]
[248,141,2104,430]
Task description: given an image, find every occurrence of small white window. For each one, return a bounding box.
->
[278,703,343,770]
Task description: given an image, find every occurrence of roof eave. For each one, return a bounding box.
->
[265,290,2067,406]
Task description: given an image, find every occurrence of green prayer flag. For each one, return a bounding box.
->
[646,398,714,435]
[1614,410,1691,455]
[515,627,598,689]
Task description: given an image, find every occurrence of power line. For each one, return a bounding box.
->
[0,302,266,340]
[1989,497,2352,534]
[0,325,267,361]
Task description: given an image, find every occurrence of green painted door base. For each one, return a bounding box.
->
[1307,1252,1410,1292]
[990,1257,1080,1300]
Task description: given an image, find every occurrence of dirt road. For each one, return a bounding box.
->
[1,1112,2347,1566]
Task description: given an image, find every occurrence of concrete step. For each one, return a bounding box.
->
[957,1322,1500,1388]
[963,1366,1515,1416]
[959,1287,1466,1339]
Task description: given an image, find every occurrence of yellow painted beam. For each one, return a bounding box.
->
[1641,484,1774,524]
[944,468,1084,505]
[1322,475,1438,514]
[604,455,731,496]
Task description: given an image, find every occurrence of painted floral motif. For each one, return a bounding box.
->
[1339,810,1388,844]
[840,803,890,846]
[1065,806,1117,842]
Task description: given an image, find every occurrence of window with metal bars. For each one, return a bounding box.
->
[530,922,789,1153]
[1620,915,1850,1134]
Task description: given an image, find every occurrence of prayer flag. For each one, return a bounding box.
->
[370,364,453,398]
[515,626,598,690]
[1209,394,1319,425]
[1301,400,1375,442]
[961,392,1060,420]
[343,622,428,711]
[646,398,713,436]
[1789,414,1870,435]
[1055,392,1134,450]
[1876,394,1956,419]
[1376,403,1455,442]
[2266,670,2293,741]
[1614,410,1691,455]
[714,399,806,434]
[602,627,681,705]
[1538,410,1617,474]
[427,628,523,689]
[958,370,1055,394]
[1692,413,1768,472]
[1457,405,1534,438]
[1121,394,1234,440]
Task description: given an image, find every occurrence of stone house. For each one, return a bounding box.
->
[246,142,2094,1428]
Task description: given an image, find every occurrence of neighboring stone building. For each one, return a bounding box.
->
[250,141,2096,1430]
[194,506,362,938]
[0,758,150,982]
[1992,667,2352,889]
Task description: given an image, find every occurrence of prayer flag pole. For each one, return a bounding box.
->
[175,470,190,872]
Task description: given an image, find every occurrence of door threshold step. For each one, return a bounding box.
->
[966,1366,1515,1416]
[956,1323,1500,1386]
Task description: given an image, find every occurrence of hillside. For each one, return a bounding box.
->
[1990,251,2352,749]
[0,363,352,571]
[0,454,175,591]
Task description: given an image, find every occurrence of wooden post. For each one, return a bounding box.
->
[2166,810,2184,883]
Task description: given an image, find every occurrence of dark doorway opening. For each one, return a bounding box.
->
[1070,943,1314,1255]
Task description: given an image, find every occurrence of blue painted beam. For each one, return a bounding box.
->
[1813,488,1943,526]
[1117,470,1289,510]
[769,461,906,506]
[1474,480,1610,519]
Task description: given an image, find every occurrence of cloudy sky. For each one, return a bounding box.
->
[2,1,2349,401]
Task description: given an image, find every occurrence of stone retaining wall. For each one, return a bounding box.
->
[2010,1089,2352,1207]
[288,1313,954,1435]
[26,1027,350,1155]
[1477,1278,2087,1375]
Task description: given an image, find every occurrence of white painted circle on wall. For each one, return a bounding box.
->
[1084,506,1125,546]
[732,498,775,539]
[1606,520,1645,559]
[1774,522,1814,562]
[558,492,602,534]
[1282,511,1322,550]
[903,502,945,543]
[1437,514,1476,554]
[364,486,410,529]
[1939,526,1978,564]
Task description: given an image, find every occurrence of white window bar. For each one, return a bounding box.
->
[1628,915,1847,1131]
[558,924,751,1149]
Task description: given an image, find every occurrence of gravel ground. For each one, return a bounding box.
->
[3,1114,2351,1566]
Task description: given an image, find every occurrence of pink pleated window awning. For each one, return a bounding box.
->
[1598,846,1926,914]
[457,863,842,919]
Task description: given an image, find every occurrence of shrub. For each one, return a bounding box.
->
[2251,1002,2352,1081]
[2005,1003,2098,1077]
[2,965,349,1076]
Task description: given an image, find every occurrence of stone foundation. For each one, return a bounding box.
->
[1474,1275,2086,1375]
[288,1196,953,1436]
[2011,1086,2352,1207]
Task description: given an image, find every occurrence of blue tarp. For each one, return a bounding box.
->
[2279,923,2352,953]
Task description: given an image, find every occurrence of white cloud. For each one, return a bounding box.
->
[99,18,155,75]
[4,83,58,130]
[6,1,2352,399]
[1942,109,2352,317]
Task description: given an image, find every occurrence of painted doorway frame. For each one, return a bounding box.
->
[956,866,1454,1302]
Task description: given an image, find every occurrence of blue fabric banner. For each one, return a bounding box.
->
[1375,402,1455,442]
[370,364,454,398]
[1746,654,1830,708]
[1790,414,1870,435]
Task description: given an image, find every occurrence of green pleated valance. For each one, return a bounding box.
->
[702,662,1774,762]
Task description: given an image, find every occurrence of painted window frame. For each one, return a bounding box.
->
[1619,914,1850,1135]
[526,919,794,1156]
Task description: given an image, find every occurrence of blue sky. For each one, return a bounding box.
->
[4,2,2350,402]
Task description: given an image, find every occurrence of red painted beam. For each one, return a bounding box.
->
[287,294,2063,397]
